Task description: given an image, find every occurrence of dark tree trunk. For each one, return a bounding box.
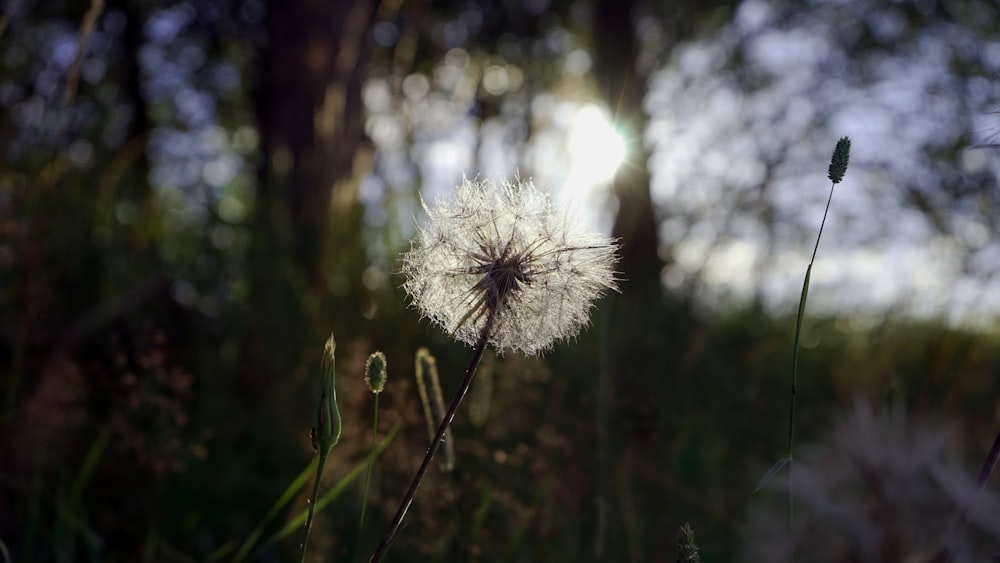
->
[589,0,707,558]
[255,0,378,281]
[594,0,662,285]
[239,0,378,397]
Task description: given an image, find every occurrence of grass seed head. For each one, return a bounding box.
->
[364,351,387,394]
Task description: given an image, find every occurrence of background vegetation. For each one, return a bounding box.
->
[1,0,998,561]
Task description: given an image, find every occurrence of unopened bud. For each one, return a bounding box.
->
[313,333,341,454]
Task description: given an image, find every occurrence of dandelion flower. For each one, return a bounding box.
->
[374,178,617,561]
[746,404,1000,562]
[402,178,619,355]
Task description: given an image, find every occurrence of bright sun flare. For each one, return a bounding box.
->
[566,104,627,187]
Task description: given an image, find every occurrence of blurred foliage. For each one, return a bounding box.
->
[1,0,999,562]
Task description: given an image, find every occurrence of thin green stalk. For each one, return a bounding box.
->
[256,426,399,556]
[370,312,496,562]
[357,394,380,557]
[787,262,811,526]
[787,185,832,526]
[300,448,330,563]
[787,137,850,534]
[233,458,316,562]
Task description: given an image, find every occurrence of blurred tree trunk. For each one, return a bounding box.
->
[241,0,378,388]
[590,0,731,557]
[595,2,661,286]
[591,0,665,557]
[255,0,377,281]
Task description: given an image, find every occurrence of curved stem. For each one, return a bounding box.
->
[788,181,836,540]
[371,312,495,562]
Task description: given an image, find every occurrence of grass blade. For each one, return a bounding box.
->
[233,457,318,562]
[754,457,791,493]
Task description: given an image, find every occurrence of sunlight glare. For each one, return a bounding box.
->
[567,105,626,187]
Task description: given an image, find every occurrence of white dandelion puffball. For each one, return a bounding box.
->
[402,178,619,355]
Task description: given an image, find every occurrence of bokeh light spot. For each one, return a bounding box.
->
[567,104,626,186]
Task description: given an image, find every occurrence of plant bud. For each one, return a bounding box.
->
[312,334,341,454]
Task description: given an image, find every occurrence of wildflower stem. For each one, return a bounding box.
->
[301,447,329,563]
[371,311,496,562]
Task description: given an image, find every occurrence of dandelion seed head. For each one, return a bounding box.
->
[402,178,619,355]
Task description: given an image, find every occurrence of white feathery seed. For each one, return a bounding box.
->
[401,178,619,355]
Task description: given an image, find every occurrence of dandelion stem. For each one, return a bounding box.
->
[371,311,496,562]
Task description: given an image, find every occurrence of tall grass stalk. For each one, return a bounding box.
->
[786,137,851,530]
[358,351,388,560]
[356,396,380,549]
